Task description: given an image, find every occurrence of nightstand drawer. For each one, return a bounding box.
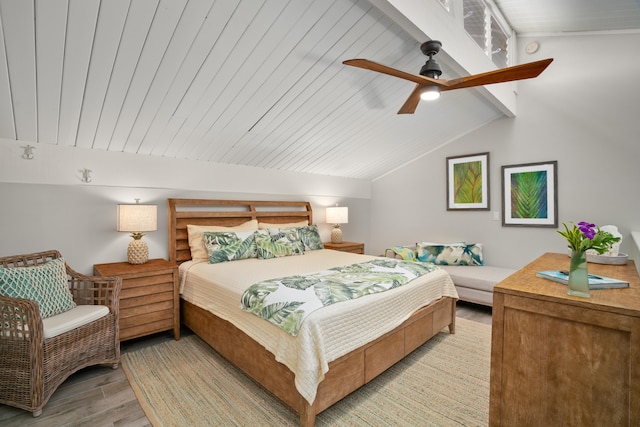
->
[120,302,174,329]
[119,272,175,287]
[120,281,174,300]
[120,291,174,310]
[93,258,180,342]
[121,317,175,341]
[323,241,365,254]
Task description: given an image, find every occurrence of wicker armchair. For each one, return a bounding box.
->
[0,250,121,417]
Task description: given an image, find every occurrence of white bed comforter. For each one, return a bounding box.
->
[179,249,458,404]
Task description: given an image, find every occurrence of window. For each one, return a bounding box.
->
[463,0,511,68]
[463,0,487,51]
[490,16,509,68]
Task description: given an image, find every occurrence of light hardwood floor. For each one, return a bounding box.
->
[0,301,491,426]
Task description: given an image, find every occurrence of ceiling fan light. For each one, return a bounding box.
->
[420,86,440,101]
[420,58,442,78]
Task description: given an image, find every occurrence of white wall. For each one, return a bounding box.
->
[2,32,639,274]
[0,142,371,274]
[370,32,640,269]
[0,183,372,274]
[0,138,371,198]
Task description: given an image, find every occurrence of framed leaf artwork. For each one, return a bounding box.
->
[501,161,558,227]
[446,152,489,210]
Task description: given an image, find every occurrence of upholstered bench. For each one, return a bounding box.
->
[437,265,516,306]
[384,245,517,307]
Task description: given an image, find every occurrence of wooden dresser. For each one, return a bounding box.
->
[94,258,180,342]
[322,241,365,254]
[490,252,640,426]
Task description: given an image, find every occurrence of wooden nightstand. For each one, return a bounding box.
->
[323,241,365,254]
[94,259,180,342]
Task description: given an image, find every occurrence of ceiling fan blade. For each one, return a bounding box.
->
[398,84,424,114]
[343,58,446,87]
[443,58,553,91]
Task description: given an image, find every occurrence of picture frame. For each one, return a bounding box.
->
[446,152,490,210]
[501,160,558,227]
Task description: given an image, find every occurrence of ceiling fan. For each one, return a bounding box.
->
[343,40,553,114]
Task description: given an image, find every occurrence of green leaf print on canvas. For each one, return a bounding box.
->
[453,160,483,204]
[510,170,548,219]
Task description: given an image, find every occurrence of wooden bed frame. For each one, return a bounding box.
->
[168,198,456,427]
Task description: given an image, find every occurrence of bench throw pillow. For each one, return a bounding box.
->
[416,243,484,266]
[0,257,76,318]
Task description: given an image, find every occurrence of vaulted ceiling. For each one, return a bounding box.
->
[0,0,638,180]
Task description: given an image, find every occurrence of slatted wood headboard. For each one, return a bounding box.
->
[167,198,313,264]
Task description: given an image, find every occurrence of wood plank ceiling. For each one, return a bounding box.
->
[494,0,640,34]
[1,0,638,180]
[0,0,504,180]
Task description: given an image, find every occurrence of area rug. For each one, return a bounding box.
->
[121,317,490,426]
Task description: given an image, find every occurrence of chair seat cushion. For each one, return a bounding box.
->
[42,305,110,339]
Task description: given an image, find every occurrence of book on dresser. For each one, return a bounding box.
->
[536,270,629,289]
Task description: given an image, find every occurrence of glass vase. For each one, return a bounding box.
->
[567,250,590,298]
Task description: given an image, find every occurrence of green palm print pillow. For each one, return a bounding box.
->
[287,225,324,250]
[255,229,305,259]
[203,230,258,264]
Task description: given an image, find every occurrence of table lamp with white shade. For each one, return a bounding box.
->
[326,206,348,244]
[117,199,157,264]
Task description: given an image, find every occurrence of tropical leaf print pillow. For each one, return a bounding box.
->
[203,230,258,264]
[255,229,305,259]
[290,225,324,250]
[416,243,484,265]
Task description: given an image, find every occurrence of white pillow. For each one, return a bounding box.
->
[187,220,258,261]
